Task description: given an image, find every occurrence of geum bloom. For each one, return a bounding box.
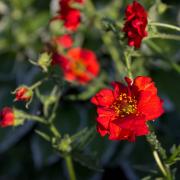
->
[52,0,85,31]
[0,107,14,127]
[53,34,73,49]
[52,47,100,84]
[123,1,148,48]
[91,76,164,142]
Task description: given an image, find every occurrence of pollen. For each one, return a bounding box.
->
[111,93,137,117]
[71,60,86,75]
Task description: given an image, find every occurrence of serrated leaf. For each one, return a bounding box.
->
[72,126,96,151]
[71,127,88,142]
[166,145,180,166]
[72,151,103,172]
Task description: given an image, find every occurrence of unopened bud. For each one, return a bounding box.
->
[38,52,52,72]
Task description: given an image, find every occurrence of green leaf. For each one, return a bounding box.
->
[71,127,88,142]
[35,130,51,142]
[71,126,96,151]
[166,145,180,166]
[72,151,103,172]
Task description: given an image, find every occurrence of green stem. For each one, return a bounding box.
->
[50,124,61,138]
[149,22,180,32]
[153,150,168,178]
[147,33,180,41]
[30,80,43,90]
[153,151,172,180]
[146,132,172,180]
[124,52,133,79]
[102,34,125,75]
[86,0,124,76]
[30,77,48,90]
[26,114,48,124]
[65,155,76,180]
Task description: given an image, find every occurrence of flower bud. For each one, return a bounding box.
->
[14,86,33,102]
[37,52,52,72]
[0,107,14,127]
[0,107,32,128]
[58,135,72,153]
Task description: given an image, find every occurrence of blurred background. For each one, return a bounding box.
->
[0,0,180,179]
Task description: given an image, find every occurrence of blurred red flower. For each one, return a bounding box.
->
[123,1,148,48]
[15,87,32,102]
[53,0,85,31]
[52,47,100,84]
[91,76,164,142]
[53,34,73,49]
[0,107,14,127]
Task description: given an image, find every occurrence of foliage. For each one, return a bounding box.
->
[0,0,180,180]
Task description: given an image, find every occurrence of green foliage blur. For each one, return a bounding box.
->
[0,0,180,179]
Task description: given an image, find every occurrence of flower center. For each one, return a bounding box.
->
[112,93,138,117]
[71,60,86,75]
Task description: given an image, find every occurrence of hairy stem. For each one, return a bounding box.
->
[65,155,76,180]
[26,114,48,124]
[153,150,168,177]
[86,0,125,76]
[102,34,125,75]
[30,77,48,90]
[124,52,133,79]
[50,124,61,138]
[147,33,180,41]
[150,22,180,32]
[146,132,172,180]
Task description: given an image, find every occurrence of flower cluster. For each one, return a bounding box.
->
[123,1,148,48]
[1,1,164,145]
[91,76,164,142]
[50,0,100,85]
[52,47,99,84]
[52,0,85,31]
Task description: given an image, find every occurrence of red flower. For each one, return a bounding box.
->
[91,76,164,142]
[0,107,14,127]
[14,87,32,102]
[52,47,100,84]
[123,1,148,48]
[53,34,73,49]
[53,0,84,31]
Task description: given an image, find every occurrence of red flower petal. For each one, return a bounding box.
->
[54,34,73,48]
[111,82,126,99]
[138,91,164,120]
[97,123,108,137]
[91,89,115,107]
[64,10,81,31]
[97,107,116,129]
[108,123,122,140]
[133,76,157,95]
